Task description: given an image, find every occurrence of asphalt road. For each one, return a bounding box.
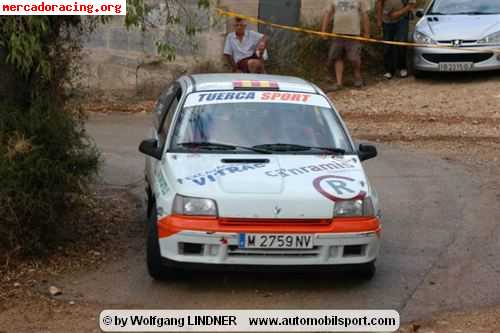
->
[75,112,500,323]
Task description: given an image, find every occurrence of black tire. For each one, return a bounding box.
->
[356,261,376,280]
[146,202,170,280]
[145,185,153,219]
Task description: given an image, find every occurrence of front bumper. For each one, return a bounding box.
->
[157,216,381,266]
[414,45,500,72]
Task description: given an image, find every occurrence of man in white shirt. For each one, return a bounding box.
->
[224,18,268,73]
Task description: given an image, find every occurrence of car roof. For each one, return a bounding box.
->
[181,74,319,94]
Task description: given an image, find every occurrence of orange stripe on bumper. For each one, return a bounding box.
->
[157,216,381,239]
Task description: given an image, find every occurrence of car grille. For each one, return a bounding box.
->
[437,40,477,45]
[423,53,493,63]
[219,218,332,226]
[227,246,321,258]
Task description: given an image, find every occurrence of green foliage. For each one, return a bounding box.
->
[0,17,50,78]
[0,17,100,255]
[125,0,211,61]
[0,4,210,255]
[0,98,99,254]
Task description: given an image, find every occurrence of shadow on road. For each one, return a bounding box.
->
[156,269,373,292]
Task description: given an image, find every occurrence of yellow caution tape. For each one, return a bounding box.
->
[216,8,500,54]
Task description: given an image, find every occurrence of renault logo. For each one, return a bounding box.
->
[452,40,463,47]
[273,206,282,217]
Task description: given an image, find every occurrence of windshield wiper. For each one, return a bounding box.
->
[177,142,273,154]
[450,12,495,15]
[253,143,346,155]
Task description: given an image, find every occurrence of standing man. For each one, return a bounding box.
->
[376,0,416,79]
[224,18,268,74]
[321,0,371,91]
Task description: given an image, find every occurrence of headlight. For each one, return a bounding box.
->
[414,31,436,45]
[478,31,500,44]
[172,194,218,216]
[333,197,375,218]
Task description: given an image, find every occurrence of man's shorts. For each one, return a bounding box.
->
[329,39,362,62]
[237,55,262,73]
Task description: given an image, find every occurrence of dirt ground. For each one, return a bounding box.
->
[335,72,500,333]
[1,72,500,332]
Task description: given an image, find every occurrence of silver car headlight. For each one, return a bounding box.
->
[414,31,436,45]
[478,31,500,44]
[333,197,375,218]
[173,194,218,216]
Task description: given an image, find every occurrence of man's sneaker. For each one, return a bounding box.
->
[325,83,343,92]
[353,79,364,88]
[399,69,409,78]
[383,72,393,80]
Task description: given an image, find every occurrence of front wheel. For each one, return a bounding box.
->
[146,202,176,280]
[414,69,429,79]
[356,261,376,280]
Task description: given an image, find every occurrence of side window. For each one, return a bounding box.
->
[158,95,180,148]
[154,84,178,131]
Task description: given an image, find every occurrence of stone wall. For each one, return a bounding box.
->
[80,0,375,98]
[80,0,224,98]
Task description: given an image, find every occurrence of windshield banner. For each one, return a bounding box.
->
[184,91,331,108]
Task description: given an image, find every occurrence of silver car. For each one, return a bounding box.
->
[413,0,500,76]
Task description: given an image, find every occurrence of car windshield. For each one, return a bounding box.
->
[170,93,353,154]
[429,0,500,15]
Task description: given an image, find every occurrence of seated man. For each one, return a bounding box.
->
[224,18,268,73]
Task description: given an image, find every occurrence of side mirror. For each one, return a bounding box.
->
[358,144,378,162]
[415,9,424,18]
[139,139,162,160]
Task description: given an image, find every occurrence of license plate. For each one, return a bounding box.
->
[438,62,473,72]
[239,234,314,249]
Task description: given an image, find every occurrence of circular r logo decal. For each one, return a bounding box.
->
[313,175,366,202]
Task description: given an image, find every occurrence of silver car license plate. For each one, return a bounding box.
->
[438,62,473,72]
[239,234,314,249]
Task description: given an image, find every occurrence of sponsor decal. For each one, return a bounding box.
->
[261,92,311,103]
[178,163,267,186]
[156,169,170,196]
[265,160,356,178]
[197,92,256,103]
[196,92,312,104]
[177,159,358,187]
[313,175,366,202]
[184,91,330,108]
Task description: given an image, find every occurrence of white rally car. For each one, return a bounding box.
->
[140,74,381,280]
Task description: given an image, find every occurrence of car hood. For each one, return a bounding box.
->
[164,153,371,219]
[417,15,500,41]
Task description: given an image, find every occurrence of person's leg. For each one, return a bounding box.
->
[329,39,345,87]
[247,59,264,73]
[383,22,397,76]
[395,17,410,73]
[237,58,250,73]
[347,41,362,86]
[335,58,345,86]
